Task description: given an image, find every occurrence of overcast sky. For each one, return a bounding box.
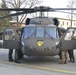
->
[0,0,68,8]
[41,0,68,8]
[39,0,69,18]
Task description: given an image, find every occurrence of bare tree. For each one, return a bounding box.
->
[5,0,43,26]
[67,0,76,27]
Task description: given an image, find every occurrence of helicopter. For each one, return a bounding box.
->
[0,6,76,62]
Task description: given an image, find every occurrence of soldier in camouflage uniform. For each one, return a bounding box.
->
[59,28,68,64]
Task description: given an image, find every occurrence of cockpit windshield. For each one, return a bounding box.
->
[22,27,35,38]
[45,27,59,38]
[22,26,59,38]
[36,27,44,37]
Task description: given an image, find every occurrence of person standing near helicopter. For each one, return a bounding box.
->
[8,24,17,62]
[68,30,75,63]
[59,28,68,64]
[8,24,21,63]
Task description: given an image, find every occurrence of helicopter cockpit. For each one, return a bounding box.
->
[22,25,59,39]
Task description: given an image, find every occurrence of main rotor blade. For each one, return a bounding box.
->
[0,7,76,19]
[0,10,36,19]
[0,8,34,11]
[54,10,76,15]
[0,11,27,19]
[0,7,76,12]
[49,8,76,11]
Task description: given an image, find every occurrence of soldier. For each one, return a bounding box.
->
[8,25,15,62]
[59,27,68,64]
[68,30,75,63]
[8,24,20,63]
[16,30,23,60]
[8,49,14,62]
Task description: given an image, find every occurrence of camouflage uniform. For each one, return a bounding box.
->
[60,50,68,64]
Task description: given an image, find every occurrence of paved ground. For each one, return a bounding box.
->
[0,49,76,75]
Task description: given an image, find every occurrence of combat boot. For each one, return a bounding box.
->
[72,58,75,63]
[72,60,75,63]
[9,58,14,62]
[64,60,67,64]
[59,61,64,64]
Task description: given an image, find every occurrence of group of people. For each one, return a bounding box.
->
[8,18,75,64]
[8,18,30,63]
[58,27,75,64]
[8,25,75,64]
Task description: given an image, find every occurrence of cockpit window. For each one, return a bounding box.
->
[45,27,59,38]
[36,27,44,37]
[22,27,35,38]
[22,26,59,39]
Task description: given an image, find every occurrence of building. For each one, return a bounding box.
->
[9,21,25,27]
[58,18,76,29]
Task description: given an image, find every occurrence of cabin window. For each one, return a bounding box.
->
[22,27,35,38]
[4,29,16,40]
[64,29,76,40]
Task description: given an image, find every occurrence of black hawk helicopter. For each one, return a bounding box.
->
[0,6,76,62]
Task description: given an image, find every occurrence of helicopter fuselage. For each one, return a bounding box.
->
[21,24,60,56]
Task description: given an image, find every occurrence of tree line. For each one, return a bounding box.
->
[0,0,11,30]
[0,0,42,30]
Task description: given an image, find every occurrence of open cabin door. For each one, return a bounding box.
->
[61,28,76,50]
[3,28,20,49]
